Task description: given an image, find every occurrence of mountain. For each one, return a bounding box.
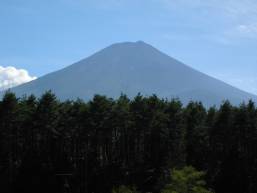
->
[7,41,257,106]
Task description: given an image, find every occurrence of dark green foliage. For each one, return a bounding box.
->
[112,185,138,193]
[0,92,256,193]
[162,166,212,193]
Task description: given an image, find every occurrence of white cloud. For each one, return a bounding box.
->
[0,66,37,91]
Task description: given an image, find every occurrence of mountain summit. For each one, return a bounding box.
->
[8,41,257,106]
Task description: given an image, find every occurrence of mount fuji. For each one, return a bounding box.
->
[7,41,257,106]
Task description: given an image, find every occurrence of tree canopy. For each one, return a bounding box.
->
[0,92,256,193]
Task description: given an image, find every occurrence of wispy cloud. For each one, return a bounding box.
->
[234,78,257,95]
[216,74,257,95]
[159,0,257,41]
[236,23,257,38]
[58,0,257,42]
[159,0,257,16]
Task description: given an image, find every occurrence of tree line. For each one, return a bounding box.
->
[0,91,257,193]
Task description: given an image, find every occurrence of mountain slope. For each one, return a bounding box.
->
[8,41,257,106]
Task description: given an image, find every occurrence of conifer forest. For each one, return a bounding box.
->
[1,91,257,193]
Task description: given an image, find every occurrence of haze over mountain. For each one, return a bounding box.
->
[7,41,257,106]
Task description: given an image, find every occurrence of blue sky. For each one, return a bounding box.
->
[0,0,257,94]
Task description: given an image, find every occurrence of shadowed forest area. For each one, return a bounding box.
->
[0,91,257,193]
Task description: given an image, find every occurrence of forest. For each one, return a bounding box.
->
[0,91,257,193]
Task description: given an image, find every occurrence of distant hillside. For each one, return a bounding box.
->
[7,41,257,106]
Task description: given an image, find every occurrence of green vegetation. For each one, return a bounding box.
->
[162,166,212,193]
[0,91,256,193]
[112,185,138,193]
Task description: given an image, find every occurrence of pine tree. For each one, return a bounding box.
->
[162,166,212,193]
